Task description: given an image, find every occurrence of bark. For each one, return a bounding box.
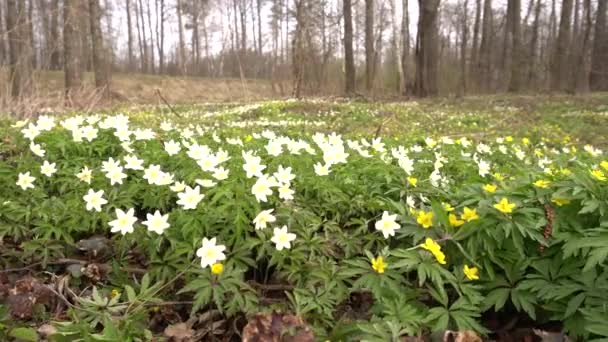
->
[176,0,185,73]
[590,0,608,90]
[459,0,469,97]
[27,0,36,69]
[527,0,541,86]
[39,0,50,68]
[574,0,591,93]
[0,0,5,64]
[479,0,492,90]
[292,0,305,98]
[471,0,481,71]
[508,0,522,92]
[137,0,148,72]
[7,0,33,97]
[126,0,134,70]
[89,0,110,97]
[414,0,441,97]
[390,0,404,93]
[63,0,83,99]
[257,0,263,53]
[401,0,410,92]
[344,0,356,94]
[192,0,200,74]
[146,0,155,73]
[155,0,164,74]
[365,0,374,91]
[239,0,246,53]
[551,0,573,91]
[49,0,60,70]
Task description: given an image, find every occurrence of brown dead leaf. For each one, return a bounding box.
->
[164,322,195,342]
[242,312,314,342]
[443,330,482,342]
[38,324,57,338]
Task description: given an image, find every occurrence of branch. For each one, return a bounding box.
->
[156,88,182,118]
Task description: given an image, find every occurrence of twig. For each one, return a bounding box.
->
[248,281,294,291]
[156,88,182,118]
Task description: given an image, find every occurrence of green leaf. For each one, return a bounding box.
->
[9,327,38,342]
[564,292,585,318]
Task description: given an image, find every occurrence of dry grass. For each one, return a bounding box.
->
[0,67,283,116]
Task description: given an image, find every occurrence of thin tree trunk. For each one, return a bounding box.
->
[126,0,134,71]
[63,0,83,100]
[527,0,541,87]
[7,0,33,97]
[365,0,374,91]
[192,0,200,75]
[0,0,5,65]
[49,0,61,70]
[27,0,36,69]
[257,0,262,53]
[414,0,441,97]
[39,0,50,69]
[551,0,573,91]
[574,0,591,93]
[401,0,410,93]
[471,0,481,80]
[89,0,110,98]
[509,0,522,92]
[292,0,305,98]
[137,0,148,73]
[176,0,185,74]
[390,0,404,93]
[458,0,469,97]
[344,0,356,94]
[155,0,165,74]
[479,0,492,91]
[146,0,155,73]
[590,0,608,90]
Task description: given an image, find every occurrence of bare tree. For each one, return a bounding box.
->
[365,0,374,91]
[126,0,134,71]
[344,0,356,94]
[471,0,481,73]
[573,0,591,93]
[292,0,305,98]
[176,0,186,74]
[590,0,607,90]
[137,0,148,72]
[146,0,155,73]
[551,0,573,91]
[508,0,522,92]
[390,0,404,93]
[64,0,83,99]
[401,0,410,92]
[458,0,469,97]
[527,0,541,86]
[89,0,110,97]
[6,0,34,97]
[155,0,165,74]
[414,0,441,97]
[49,0,61,70]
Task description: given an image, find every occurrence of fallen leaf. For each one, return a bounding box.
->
[164,322,194,342]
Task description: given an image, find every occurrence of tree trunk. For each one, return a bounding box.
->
[401,0,410,93]
[27,0,36,69]
[527,0,541,86]
[390,0,405,93]
[292,0,305,98]
[39,0,50,69]
[63,0,83,100]
[479,0,492,91]
[0,0,5,65]
[176,0,185,74]
[137,0,147,73]
[458,0,469,97]
[365,0,374,91]
[257,0,263,53]
[551,0,573,91]
[6,0,33,97]
[49,0,61,70]
[89,0,110,98]
[156,0,164,74]
[574,0,592,93]
[192,0,200,75]
[471,0,481,77]
[508,0,522,92]
[126,0,134,71]
[146,0,155,73]
[343,0,356,94]
[414,0,441,97]
[590,0,608,90]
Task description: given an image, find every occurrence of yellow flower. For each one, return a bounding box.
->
[409,208,418,216]
[416,211,434,229]
[591,169,607,181]
[463,265,479,280]
[493,173,504,181]
[461,207,479,222]
[551,198,571,206]
[211,263,224,275]
[571,146,577,153]
[506,136,513,142]
[522,138,530,145]
[407,177,418,187]
[559,168,572,176]
[443,203,455,212]
[111,289,120,298]
[245,135,253,142]
[449,214,464,227]
[483,184,497,193]
[533,180,551,189]
[601,161,608,171]
[534,149,544,157]
[494,197,516,214]
[371,256,387,274]
[420,238,446,265]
